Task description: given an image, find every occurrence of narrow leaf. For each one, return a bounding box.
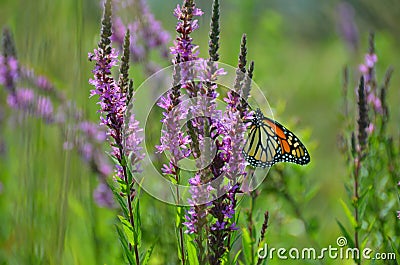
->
[186,237,199,265]
[241,228,253,264]
[388,236,400,264]
[116,224,136,265]
[339,199,358,228]
[142,242,156,265]
[336,220,355,249]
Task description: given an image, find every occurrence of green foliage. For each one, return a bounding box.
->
[186,236,199,265]
[338,34,400,264]
[1,0,400,264]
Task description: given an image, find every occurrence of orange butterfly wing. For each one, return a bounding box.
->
[243,109,310,167]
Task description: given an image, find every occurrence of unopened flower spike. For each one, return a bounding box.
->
[228,34,248,110]
[96,0,112,55]
[357,76,369,154]
[238,34,247,72]
[2,27,17,58]
[239,60,254,117]
[1,28,18,93]
[206,0,221,100]
[118,30,131,96]
[208,0,220,62]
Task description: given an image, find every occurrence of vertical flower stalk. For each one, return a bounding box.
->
[157,56,190,265]
[157,1,204,263]
[340,33,400,258]
[206,30,254,264]
[226,34,247,111]
[0,27,18,94]
[351,39,373,259]
[89,1,143,264]
[171,0,203,96]
[165,2,209,264]
[256,211,269,265]
[351,76,369,265]
[357,76,369,154]
[359,33,380,117]
[180,1,254,263]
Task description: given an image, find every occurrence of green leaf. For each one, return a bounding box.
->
[115,177,129,195]
[116,224,136,265]
[106,151,121,166]
[241,228,253,265]
[133,199,142,247]
[176,206,186,228]
[233,249,242,264]
[120,152,127,167]
[118,215,135,246]
[358,185,372,220]
[186,236,199,265]
[336,220,355,249]
[304,184,320,203]
[141,242,156,265]
[126,164,134,185]
[388,236,400,264]
[118,215,134,231]
[110,184,129,217]
[339,199,358,228]
[176,207,181,228]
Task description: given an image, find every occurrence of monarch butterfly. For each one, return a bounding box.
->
[243,109,310,167]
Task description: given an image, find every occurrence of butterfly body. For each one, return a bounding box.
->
[243,109,310,167]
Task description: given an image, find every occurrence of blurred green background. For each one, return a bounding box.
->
[0,0,399,264]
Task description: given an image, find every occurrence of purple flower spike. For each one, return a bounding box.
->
[124,111,145,173]
[7,88,34,110]
[365,54,378,67]
[0,55,19,92]
[171,3,203,64]
[94,182,115,208]
[36,96,54,122]
[358,33,382,117]
[156,99,191,166]
[211,221,226,231]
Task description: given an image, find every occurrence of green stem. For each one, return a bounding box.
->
[354,158,361,265]
[175,167,186,265]
[120,148,140,265]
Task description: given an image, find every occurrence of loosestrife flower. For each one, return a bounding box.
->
[157,0,203,175]
[171,0,203,96]
[359,33,382,115]
[206,36,252,263]
[156,98,191,164]
[171,3,203,62]
[89,1,144,179]
[89,1,143,262]
[94,182,115,208]
[0,55,18,93]
[169,3,212,241]
[161,1,255,263]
